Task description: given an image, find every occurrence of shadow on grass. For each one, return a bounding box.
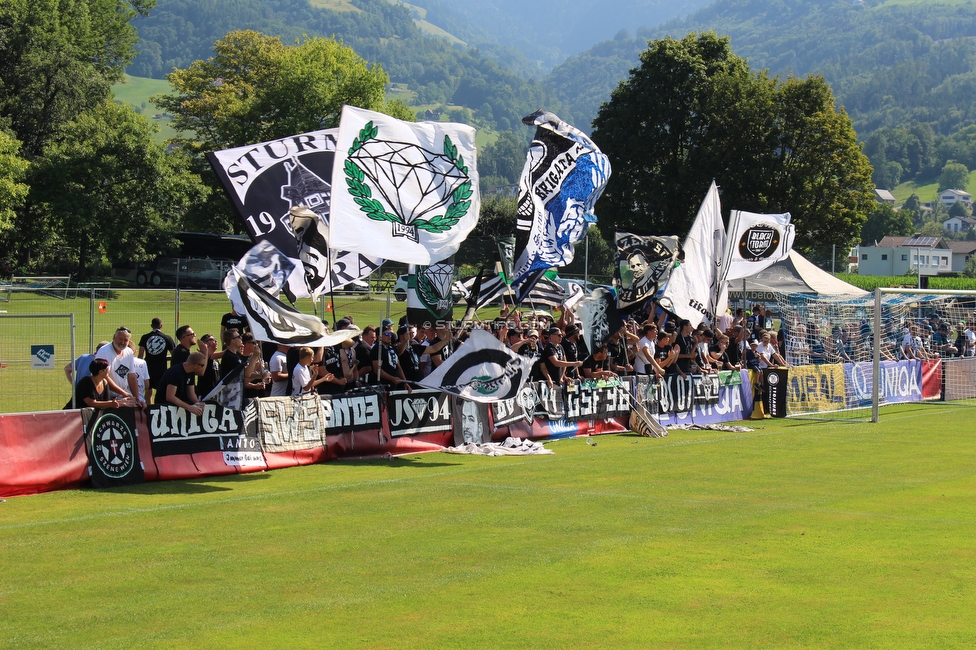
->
[332,456,463,469]
[98,472,272,495]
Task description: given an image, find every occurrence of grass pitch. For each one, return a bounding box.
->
[3,403,976,648]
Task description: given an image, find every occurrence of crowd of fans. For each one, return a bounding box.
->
[64,299,976,414]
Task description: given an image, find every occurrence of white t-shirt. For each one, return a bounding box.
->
[130,356,149,403]
[291,363,311,396]
[756,342,776,368]
[95,344,135,397]
[634,336,655,374]
[270,350,289,397]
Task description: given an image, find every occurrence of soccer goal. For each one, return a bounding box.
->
[763,287,976,423]
[9,276,72,300]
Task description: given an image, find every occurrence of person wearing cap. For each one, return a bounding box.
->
[541,327,582,386]
[581,345,615,380]
[745,337,761,370]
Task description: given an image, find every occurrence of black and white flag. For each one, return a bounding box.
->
[613,232,680,312]
[419,328,533,403]
[207,129,381,301]
[722,210,795,282]
[407,255,456,327]
[576,287,624,353]
[224,265,361,347]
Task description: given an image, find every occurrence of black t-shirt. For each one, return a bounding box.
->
[354,341,374,383]
[139,329,175,381]
[221,312,249,334]
[562,339,580,379]
[65,375,108,410]
[428,336,454,366]
[171,344,191,368]
[543,342,565,381]
[398,341,424,382]
[581,354,609,377]
[607,340,628,372]
[196,358,220,398]
[656,343,676,375]
[156,363,195,405]
[219,351,245,381]
[676,334,694,373]
[318,345,346,395]
[373,343,400,384]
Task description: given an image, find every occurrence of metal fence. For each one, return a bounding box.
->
[0,287,400,414]
[0,314,76,414]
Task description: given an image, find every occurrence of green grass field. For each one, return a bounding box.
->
[2,403,975,648]
[891,171,976,206]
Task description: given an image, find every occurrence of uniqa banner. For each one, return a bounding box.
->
[787,363,847,413]
[842,360,922,409]
[148,404,247,456]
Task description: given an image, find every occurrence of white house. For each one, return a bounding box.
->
[943,215,976,233]
[873,188,896,205]
[939,188,972,210]
[858,235,952,276]
[949,241,976,274]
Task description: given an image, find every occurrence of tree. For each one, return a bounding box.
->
[28,101,207,279]
[591,32,874,260]
[0,0,154,160]
[938,161,970,193]
[965,255,976,278]
[948,200,970,218]
[861,203,914,245]
[0,129,29,234]
[153,30,414,233]
[478,130,526,191]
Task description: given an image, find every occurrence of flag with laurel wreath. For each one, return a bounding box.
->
[329,105,480,265]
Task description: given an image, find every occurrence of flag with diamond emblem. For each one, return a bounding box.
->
[329,105,480,265]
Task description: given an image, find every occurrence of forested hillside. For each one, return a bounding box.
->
[546,0,976,190]
[131,0,569,133]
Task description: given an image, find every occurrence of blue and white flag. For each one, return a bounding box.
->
[330,105,480,265]
[509,111,611,304]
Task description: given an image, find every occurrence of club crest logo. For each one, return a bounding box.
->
[738,226,780,261]
[343,121,472,243]
[90,413,136,479]
[767,372,780,386]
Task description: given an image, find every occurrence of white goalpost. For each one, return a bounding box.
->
[761,287,976,423]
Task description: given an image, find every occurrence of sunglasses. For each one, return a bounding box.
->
[116,326,130,333]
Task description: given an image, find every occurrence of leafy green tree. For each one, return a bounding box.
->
[0,0,154,159]
[591,33,874,258]
[860,203,914,245]
[456,194,517,274]
[478,131,526,189]
[948,200,970,218]
[965,254,976,278]
[938,161,970,193]
[153,30,413,233]
[28,101,208,279]
[0,129,29,234]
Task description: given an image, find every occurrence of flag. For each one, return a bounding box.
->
[330,105,480,265]
[659,181,726,327]
[495,235,516,283]
[201,364,245,410]
[722,210,795,282]
[462,274,508,311]
[223,266,361,347]
[509,110,611,302]
[407,255,456,327]
[461,274,565,310]
[419,328,534,403]
[206,129,381,300]
[576,288,624,353]
[613,232,681,312]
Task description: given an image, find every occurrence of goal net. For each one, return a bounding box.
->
[762,288,976,422]
[9,276,72,300]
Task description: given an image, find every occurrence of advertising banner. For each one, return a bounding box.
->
[788,363,847,413]
[85,408,144,488]
[148,404,247,456]
[843,360,922,409]
[763,368,789,418]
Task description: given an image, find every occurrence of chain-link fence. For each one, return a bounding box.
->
[0,314,76,414]
[0,287,403,413]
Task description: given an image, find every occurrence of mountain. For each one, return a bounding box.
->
[404,0,712,69]
[543,0,976,188]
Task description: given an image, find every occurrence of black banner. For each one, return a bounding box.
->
[387,390,452,437]
[763,368,789,418]
[322,390,383,434]
[563,379,631,421]
[85,408,145,488]
[694,374,720,407]
[453,398,492,446]
[148,404,247,456]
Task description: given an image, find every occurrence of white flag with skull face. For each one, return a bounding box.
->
[329,105,480,266]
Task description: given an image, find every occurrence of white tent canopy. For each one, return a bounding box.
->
[728,250,866,299]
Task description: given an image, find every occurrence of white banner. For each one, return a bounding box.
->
[330,105,480,265]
